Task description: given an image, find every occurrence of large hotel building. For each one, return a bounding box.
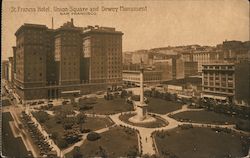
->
[13,19,123,101]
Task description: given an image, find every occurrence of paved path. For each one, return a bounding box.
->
[7,106,40,157]
[109,104,250,156]
[167,104,204,115]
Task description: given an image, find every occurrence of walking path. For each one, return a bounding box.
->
[109,104,250,156]
[5,87,249,158]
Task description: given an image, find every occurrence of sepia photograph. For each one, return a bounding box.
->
[1,0,250,157]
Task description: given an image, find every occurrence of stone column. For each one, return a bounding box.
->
[140,68,144,104]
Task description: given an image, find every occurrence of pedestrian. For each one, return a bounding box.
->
[146,137,147,142]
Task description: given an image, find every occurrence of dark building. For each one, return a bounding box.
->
[15,24,49,99]
[235,61,250,106]
[184,61,198,77]
[2,60,9,81]
[13,19,123,101]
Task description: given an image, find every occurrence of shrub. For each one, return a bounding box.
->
[126,146,138,157]
[87,132,101,141]
[179,124,193,130]
[57,139,68,149]
[236,120,250,132]
[33,111,49,123]
[73,146,83,158]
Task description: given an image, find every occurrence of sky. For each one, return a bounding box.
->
[2,0,249,60]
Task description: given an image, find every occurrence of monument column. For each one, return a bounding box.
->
[140,68,144,104]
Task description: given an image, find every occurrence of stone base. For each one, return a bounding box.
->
[128,114,156,124]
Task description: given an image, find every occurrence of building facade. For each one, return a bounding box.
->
[202,63,235,102]
[123,70,162,84]
[82,25,123,84]
[234,61,250,106]
[184,61,198,77]
[2,60,9,81]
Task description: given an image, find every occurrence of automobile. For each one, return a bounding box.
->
[62,100,69,105]
[38,101,44,104]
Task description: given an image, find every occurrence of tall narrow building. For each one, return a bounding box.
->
[15,24,48,99]
[54,19,82,85]
[82,26,123,84]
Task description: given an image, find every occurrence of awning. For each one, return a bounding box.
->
[202,94,227,100]
[61,90,80,94]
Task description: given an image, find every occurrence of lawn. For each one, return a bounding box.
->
[171,110,240,125]
[32,111,114,149]
[155,127,250,158]
[2,112,32,157]
[147,98,183,114]
[65,127,139,158]
[81,117,114,131]
[119,113,168,128]
[85,98,133,115]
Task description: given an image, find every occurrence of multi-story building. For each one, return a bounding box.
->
[154,59,172,81]
[122,70,162,85]
[172,57,184,80]
[235,61,250,106]
[202,63,235,102]
[123,52,133,64]
[12,19,123,101]
[131,50,150,64]
[15,24,49,99]
[54,19,82,85]
[184,61,198,77]
[82,25,123,84]
[192,51,223,73]
[8,57,14,83]
[2,60,9,81]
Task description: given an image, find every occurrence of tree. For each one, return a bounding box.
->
[87,132,101,141]
[51,131,59,140]
[126,146,138,157]
[97,146,108,158]
[70,97,77,108]
[77,112,86,132]
[62,117,76,130]
[120,90,128,98]
[57,139,68,149]
[33,111,49,123]
[73,146,83,158]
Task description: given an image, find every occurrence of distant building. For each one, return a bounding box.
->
[8,57,14,83]
[172,57,184,80]
[192,51,223,73]
[154,59,172,81]
[2,60,9,81]
[153,56,184,81]
[184,61,198,77]
[235,61,250,106]
[123,52,133,64]
[131,50,150,64]
[122,70,162,84]
[202,63,235,102]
